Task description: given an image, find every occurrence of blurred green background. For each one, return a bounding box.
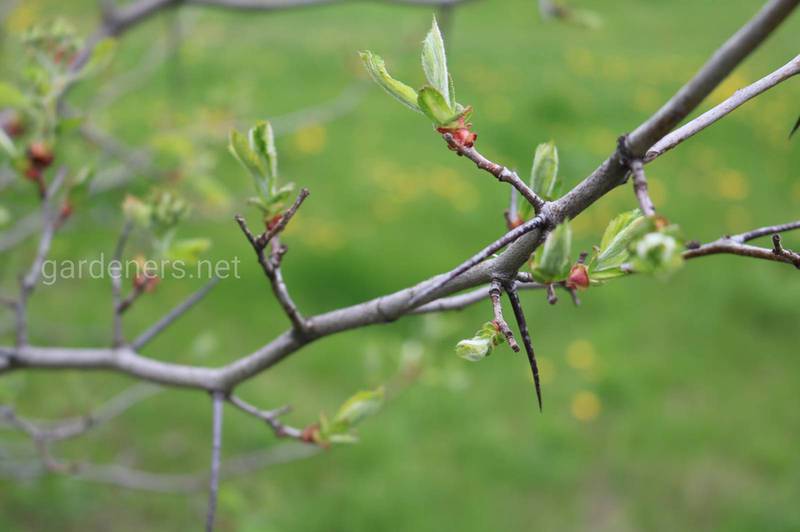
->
[2,0,800,530]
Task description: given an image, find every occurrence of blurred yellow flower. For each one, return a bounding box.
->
[714,169,749,201]
[292,124,327,155]
[571,390,601,422]
[566,339,596,371]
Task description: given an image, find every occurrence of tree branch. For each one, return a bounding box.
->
[15,168,67,348]
[630,159,656,216]
[227,395,303,439]
[235,188,311,335]
[206,391,224,532]
[442,133,545,214]
[0,383,160,442]
[646,54,800,161]
[489,280,519,352]
[132,276,220,350]
[111,221,133,347]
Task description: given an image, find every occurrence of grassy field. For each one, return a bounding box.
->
[2,0,800,530]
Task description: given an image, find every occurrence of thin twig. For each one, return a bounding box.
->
[236,189,311,334]
[15,168,67,348]
[730,220,800,243]
[112,221,133,347]
[409,214,547,306]
[646,54,800,161]
[0,383,160,442]
[503,281,542,412]
[771,234,800,267]
[630,159,656,216]
[132,277,220,350]
[489,280,519,352]
[442,133,546,214]
[227,395,303,440]
[206,391,224,532]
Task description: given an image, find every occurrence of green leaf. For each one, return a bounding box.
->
[0,82,28,108]
[249,121,278,180]
[592,209,652,272]
[417,86,457,126]
[359,51,420,112]
[228,129,269,198]
[421,16,450,107]
[122,195,152,228]
[0,206,10,227]
[531,221,572,282]
[455,322,505,362]
[166,238,212,264]
[518,142,560,220]
[332,386,385,428]
[531,141,559,199]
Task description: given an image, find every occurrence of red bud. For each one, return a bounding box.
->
[27,142,54,168]
[565,264,590,290]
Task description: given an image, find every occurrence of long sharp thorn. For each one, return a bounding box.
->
[504,282,542,411]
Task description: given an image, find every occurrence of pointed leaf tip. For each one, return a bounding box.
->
[421,16,451,108]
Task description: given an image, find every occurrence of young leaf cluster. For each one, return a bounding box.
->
[312,387,385,445]
[455,321,507,362]
[359,18,471,128]
[229,121,295,224]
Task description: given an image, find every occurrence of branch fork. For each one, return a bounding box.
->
[236,188,312,336]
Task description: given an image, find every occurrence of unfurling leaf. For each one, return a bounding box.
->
[230,121,295,220]
[418,86,458,126]
[531,141,560,199]
[229,129,268,196]
[332,386,385,427]
[166,238,212,264]
[590,209,651,277]
[519,141,560,220]
[249,120,278,180]
[530,221,572,283]
[455,321,505,362]
[122,195,152,228]
[359,51,420,112]
[421,16,450,107]
[314,386,385,446]
[631,231,683,279]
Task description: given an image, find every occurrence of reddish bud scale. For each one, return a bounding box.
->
[27,142,55,168]
[565,264,590,290]
[266,214,283,231]
[133,273,160,293]
[437,116,478,149]
[58,201,73,222]
[509,217,524,229]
